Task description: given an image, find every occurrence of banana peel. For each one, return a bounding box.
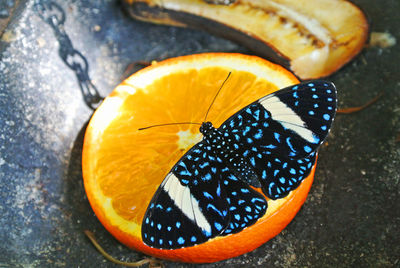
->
[123,0,369,79]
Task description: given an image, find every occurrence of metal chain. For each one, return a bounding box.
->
[34,0,103,110]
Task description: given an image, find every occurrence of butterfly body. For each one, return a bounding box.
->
[142,80,337,249]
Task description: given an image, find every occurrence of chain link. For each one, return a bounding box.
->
[34,0,103,110]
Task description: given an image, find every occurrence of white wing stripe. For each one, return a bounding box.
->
[259,96,316,142]
[162,173,212,234]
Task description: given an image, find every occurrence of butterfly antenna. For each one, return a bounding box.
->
[138,122,202,131]
[204,72,232,122]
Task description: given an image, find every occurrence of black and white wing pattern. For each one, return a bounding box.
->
[219,80,336,199]
[142,80,336,249]
[142,142,267,249]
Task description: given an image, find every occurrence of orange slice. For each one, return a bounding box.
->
[82,53,315,263]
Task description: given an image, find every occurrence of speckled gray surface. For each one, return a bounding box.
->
[0,0,399,267]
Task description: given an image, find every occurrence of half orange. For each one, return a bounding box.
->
[82,53,315,263]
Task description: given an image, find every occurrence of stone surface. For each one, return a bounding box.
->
[0,0,399,267]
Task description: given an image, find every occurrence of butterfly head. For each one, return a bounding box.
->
[199,122,214,136]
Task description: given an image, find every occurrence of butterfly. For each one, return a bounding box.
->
[141,79,337,249]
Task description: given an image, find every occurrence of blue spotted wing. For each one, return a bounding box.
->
[142,80,336,249]
[142,142,267,249]
[219,80,336,198]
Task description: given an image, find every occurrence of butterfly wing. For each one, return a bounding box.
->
[142,142,267,249]
[219,80,336,199]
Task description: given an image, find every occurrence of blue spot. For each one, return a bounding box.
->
[247,137,253,144]
[262,170,267,179]
[252,197,264,203]
[157,224,162,230]
[144,233,147,238]
[254,109,260,120]
[207,204,224,217]
[150,221,154,227]
[327,97,333,102]
[290,168,296,174]
[292,85,299,90]
[229,175,238,181]
[309,111,315,115]
[282,162,288,168]
[167,226,172,231]
[274,132,281,142]
[179,170,191,177]
[327,89,332,94]
[166,207,172,212]
[211,167,217,173]
[245,206,252,212]
[216,184,221,197]
[308,83,314,87]
[321,125,327,131]
[176,221,181,228]
[177,237,185,245]
[250,157,256,166]
[159,239,163,245]
[254,130,262,139]
[193,179,198,185]
[169,240,172,245]
[224,180,228,185]
[279,177,286,184]
[314,103,319,108]
[204,192,213,199]
[295,101,299,106]
[274,170,279,176]
[311,87,316,91]
[234,214,241,220]
[150,203,154,209]
[199,162,209,169]
[202,173,212,181]
[328,106,333,110]
[243,150,249,157]
[145,218,149,224]
[304,146,312,153]
[323,114,330,120]
[312,94,319,99]
[232,191,237,196]
[286,137,296,153]
[191,236,197,243]
[238,200,245,205]
[263,122,269,128]
[241,188,250,193]
[230,206,237,211]
[150,236,154,242]
[234,143,239,149]
[243,126,251,136]
[215,222,223,231]
[181,179,189,185]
